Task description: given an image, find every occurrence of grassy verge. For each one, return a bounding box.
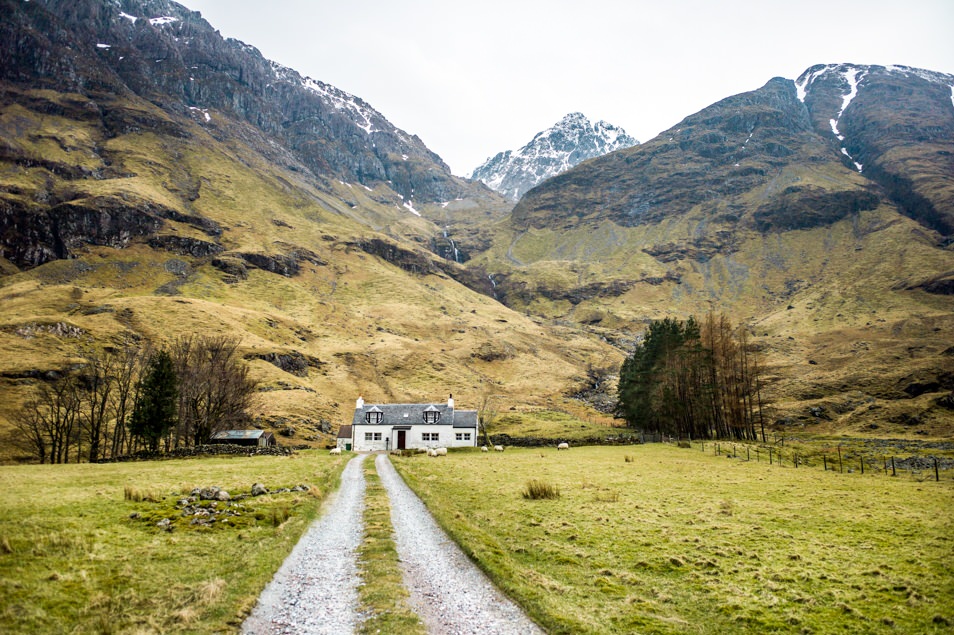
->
[393,445,954,634]
[356,457,425,635]
[0,451,346,633]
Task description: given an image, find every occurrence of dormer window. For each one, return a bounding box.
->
[365,406,383,424]
[423,405,441,424]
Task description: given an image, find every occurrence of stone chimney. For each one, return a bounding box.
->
[447,393,454,409]
[356,395,364,409]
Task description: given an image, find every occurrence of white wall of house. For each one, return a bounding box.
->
[351,424,476,452]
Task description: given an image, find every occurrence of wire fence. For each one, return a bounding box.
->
[690,440,952,482]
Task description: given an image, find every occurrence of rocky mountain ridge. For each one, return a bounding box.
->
[1,0,952,440]
[0,0,493,208]
[473,63,953,435]
[470,112,637,201]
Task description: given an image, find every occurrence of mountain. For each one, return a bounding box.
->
[470,112,638,201]
[0,0,615,458]
[0,0,513,266]
[470,65,954,435]
[1,0,952,447]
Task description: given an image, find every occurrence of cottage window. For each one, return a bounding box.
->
[422,432,439,441]
[373,432,382,441]
[365,410,383,424]
[364,432,373,441]
[423,406,441,424]
[456,432,472,441]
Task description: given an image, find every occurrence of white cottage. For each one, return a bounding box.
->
[347,395,478,451]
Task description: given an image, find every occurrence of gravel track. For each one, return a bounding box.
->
[242,454,368,634]
[376,453,544,635]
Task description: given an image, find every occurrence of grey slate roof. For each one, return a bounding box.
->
[352,403,478,428]
[210,430,269,441]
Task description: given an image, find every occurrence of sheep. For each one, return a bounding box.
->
[557,442,570,451]
[480,445,489,452]
[435,447,447,456]
[427,448,437,457]
[329,447,342,455]
[494,445,504,452]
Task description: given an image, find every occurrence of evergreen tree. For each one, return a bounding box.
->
[616,313,763,440]
[130,350,178,452]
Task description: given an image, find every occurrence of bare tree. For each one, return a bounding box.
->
[77,348,117,462]
[38,376,81,463]
[109,339,149,457]
[477,389,500,447]
[9,397,48,463]
[172,335,256,446]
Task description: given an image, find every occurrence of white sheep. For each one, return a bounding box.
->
[494,445,504,452]
[557,442,569,451]
[435,447,447,456]
[480,445,489,452]
[427,448,438,457]
[329,447,342,455]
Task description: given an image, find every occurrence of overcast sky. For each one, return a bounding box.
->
[179,0,954,176]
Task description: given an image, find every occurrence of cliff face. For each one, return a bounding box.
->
[0,0,472,204]
[513,66,954,238]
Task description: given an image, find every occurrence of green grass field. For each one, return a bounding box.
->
[392,444,954,634]
[0,451,346,633]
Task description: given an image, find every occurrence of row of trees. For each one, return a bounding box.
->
[616,313,765,441]
[10,335,256,463]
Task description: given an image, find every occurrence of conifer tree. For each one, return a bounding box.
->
[130,350,178,452]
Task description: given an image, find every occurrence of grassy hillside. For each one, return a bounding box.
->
[0,87,620,461]
[467,81,954,437]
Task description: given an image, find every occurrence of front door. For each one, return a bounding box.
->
[397,430,406,450]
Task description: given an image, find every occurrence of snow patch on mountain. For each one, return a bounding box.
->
[796,63,954,172]
[470,113,638,201]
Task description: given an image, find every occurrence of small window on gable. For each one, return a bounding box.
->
[423,405,441,424]
[365,406,383,424]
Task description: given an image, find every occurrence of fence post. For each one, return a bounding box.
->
[936,458,940,482]
[747,446,750,461]
[891,456,896,477]
[794,453,798,468]
[860,457,864,475]
[883,456,888,475]
[823,455,827,471]
[769,447,773,465]
[838,446,843,473]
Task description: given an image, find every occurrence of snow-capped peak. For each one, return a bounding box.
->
[470,113,638,201]
[267,60,383,135]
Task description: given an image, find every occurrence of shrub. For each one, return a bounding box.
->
[594,490,620,503]
[124,485,162,502]
[522,479,560,500]
[270,505,290,526]
[677,440,692,449]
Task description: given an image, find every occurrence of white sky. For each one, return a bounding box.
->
[179,0,954,176]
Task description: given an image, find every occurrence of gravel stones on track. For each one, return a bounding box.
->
[376,453,544,635]
[242,453,542,634]
[242,454,368,635]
